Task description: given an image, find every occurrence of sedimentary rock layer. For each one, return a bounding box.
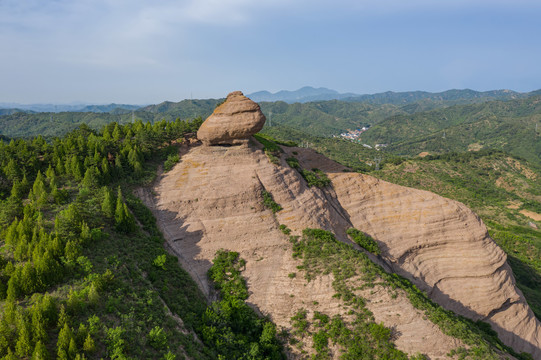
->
[288,146,541,358]
[141,141,467,359]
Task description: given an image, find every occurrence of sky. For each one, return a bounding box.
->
[1,0,541,104]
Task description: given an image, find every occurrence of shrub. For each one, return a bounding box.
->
[163,153,180,172]
[286,157,300,170]
[262,190,282,214]
[148,326,167,350]
[153,254,167,270]
[346,228,381,255]
[300,169,331,188]
[254,134,282,165]
[279,224,291,235]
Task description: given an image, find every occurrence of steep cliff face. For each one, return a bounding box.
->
[141,140,540,358]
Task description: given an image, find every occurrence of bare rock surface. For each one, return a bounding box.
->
[286,146,541,358]
[139,140,470,359]
[196,91,266,145]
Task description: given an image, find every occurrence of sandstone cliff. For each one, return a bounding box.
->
[288,146,541,358]
[138,91,540,359]
[136,135,541,358]
[141,141,466,358]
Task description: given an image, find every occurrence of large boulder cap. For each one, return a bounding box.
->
[197,91,266,145]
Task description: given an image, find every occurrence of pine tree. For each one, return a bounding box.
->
[6,276,20,301]
[31,340,49,360]
[114,189,135,233]
[45,165,55,183]
[80,221,91,243]
[3,158,20,181]
[101,187,115,218]
[101,157,111,183]
[112,123,123,141]
[87,284,99,306]
[115,194,126,230]
[81,167,99,189]
[55,156,65,175]
[50,177,64,204]
[33,171,48,207]
[31,306,48,343]
[102,127,112,141]
[114,155,124,178]
[71,156,84,180]
[4,348,18,360]
[68,338,78,359]
[64,240,81,263]
[133,160,144,178]
[57,323,72,358]
[20,262,37,295]
[57,305,69,329]
[15,318,32,358]
[83,333,95,353]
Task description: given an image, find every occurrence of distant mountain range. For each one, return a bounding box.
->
[0,103,142,113]
[249,86,539,105]
[3,87,539,114]
[248,86,358,103]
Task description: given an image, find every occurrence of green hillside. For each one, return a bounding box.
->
[361,95,541,165]
[0,99,220,139]
[345,89,527,106]
[259,100,407,136]
[0,119,287,360]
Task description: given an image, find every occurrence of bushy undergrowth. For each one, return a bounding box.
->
[300,169,331,188]
[346,228,381,255]
[163,153,180,172]
[262,190,283,214]
[203,250,285,360]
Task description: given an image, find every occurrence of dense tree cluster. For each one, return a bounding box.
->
[0,117,204,359]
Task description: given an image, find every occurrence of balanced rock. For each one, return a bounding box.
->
[197,91,266,145]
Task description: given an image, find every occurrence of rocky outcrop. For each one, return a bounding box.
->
[139,95,541,357]
[196,91,266,145]
[287,146,541,358]
[141,141,467,359]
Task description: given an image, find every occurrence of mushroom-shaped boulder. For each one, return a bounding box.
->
[197,91,266,145]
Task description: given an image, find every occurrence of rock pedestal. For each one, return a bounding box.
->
[197,91,266,145]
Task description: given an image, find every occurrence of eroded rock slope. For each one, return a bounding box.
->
[140,90,540,359]
[289,147,541,358]
[140,141,469,359]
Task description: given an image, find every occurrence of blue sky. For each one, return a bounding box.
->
[1,0,540,104]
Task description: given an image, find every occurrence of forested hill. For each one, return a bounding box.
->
[0,99,220,139]
[345,88,530,105]
[4,88,539,140]
[361,94,541,166]
[248,86,538,105]
[0,118,285,359]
